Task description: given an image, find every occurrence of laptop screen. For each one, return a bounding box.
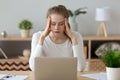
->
[34,57,77,80]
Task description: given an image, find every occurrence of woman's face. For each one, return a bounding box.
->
[50,14,65,36]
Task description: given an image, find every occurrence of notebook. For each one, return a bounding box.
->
[34,57,77,80]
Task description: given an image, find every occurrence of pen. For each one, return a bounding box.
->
[2,74,15,79]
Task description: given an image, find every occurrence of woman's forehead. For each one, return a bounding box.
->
[50,14,65,22]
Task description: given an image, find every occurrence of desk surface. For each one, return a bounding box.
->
[0,71,96,80]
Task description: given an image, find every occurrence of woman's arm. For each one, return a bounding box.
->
[64,19,86,71]
[72,32,86,71]
[29,17,51,71]
[29,32,44,71]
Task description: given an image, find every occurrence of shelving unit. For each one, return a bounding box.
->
[0,35,120,71]
[0,36,31,58]
[0,36,31,71]
[83,35,120,71]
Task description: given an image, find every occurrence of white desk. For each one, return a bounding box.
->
[0,71,98,80]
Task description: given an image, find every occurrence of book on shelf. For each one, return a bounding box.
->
[84,46,87,59]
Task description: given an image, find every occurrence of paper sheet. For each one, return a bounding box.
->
[0,74,28,80]
[81,72,107,80]
[0,74,8,79]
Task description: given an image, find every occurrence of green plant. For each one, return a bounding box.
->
[19,20,33,30]
[101,50,120,68]
[67,7,87,17]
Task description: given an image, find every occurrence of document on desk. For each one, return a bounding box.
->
[0,74,8,79]
[0,74,28,80]
[81,72,107,80]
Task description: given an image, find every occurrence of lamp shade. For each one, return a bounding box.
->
[95,7,110,21]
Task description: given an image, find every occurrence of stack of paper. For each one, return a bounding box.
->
[81,72,107,80]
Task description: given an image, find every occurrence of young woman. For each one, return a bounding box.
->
[29,5,86,71]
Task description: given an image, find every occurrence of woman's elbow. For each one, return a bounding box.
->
[29,58,34,71]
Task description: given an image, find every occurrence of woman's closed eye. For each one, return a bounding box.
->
[51,22,64,27]
[51,23,56,26]
[58,22,64,26]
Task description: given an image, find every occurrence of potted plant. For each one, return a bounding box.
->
[18,19,33,38]
[67,7,87,31]
[100,49,120,80]
[67,7,87,17]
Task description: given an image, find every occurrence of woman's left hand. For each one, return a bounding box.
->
[64,18,78,45]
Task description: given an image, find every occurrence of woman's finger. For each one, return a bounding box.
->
[64,18,72,38]
[46,17,51,30]
[65,18,69,30]
[42,17,51,37]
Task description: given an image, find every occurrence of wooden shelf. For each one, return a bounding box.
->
[83,35,120,40]
[0,36,31,41]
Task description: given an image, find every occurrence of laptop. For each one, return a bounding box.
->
[34,57,77,80]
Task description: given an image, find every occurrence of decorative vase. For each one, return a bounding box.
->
[69,16,77,31]
[1,31,7,37]
[106,67,120,80]
[23,49,30,58]
[20,29,30,38]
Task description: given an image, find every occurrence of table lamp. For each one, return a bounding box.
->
[95,7,110,37]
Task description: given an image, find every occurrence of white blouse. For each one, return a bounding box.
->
[29,31,86,71]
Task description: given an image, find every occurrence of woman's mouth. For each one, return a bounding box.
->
[54,31,60,33]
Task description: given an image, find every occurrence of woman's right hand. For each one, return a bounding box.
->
[39,17,51,45]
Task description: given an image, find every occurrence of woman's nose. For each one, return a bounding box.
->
[54,25,59,29]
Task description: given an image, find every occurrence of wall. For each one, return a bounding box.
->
[0,0,120,36]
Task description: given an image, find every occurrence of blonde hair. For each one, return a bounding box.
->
[47,5,69,19]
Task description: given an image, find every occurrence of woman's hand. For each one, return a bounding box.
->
[39,17,51,45]
[65,18,78,45]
